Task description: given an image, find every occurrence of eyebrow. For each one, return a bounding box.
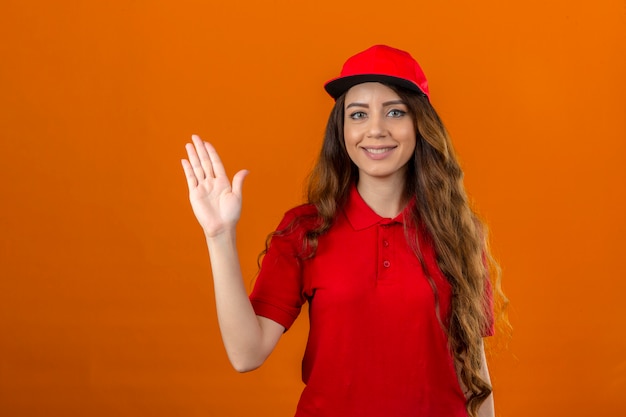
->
[345,100,406,109]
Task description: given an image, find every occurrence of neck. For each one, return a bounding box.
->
[356,175,407,218]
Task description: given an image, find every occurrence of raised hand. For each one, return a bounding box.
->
[181,135,248,237]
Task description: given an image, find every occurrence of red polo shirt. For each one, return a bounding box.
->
[250,186,492,417]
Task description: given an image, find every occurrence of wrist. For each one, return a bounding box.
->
[204,226,237,242]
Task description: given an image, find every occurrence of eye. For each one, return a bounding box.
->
[349,111,367,120]
[387,109,406,118]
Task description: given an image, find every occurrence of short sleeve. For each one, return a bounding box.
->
[249,206,314,331]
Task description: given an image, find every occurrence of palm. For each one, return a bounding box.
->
[182,135,248,237]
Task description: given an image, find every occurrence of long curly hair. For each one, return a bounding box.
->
[301,85,507,416]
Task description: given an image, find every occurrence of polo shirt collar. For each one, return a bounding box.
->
[343,184,415,231]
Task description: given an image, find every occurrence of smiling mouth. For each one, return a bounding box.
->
[364,147,396,154]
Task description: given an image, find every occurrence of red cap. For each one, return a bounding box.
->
[324,45,430,100]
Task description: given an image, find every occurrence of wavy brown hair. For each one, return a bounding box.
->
[298,85,507,416]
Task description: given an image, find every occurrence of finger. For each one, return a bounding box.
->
[203,141,228,178]
[192,134,214,178]
[181,159,198,189]
[186,142,206,181]
[231,169,249,197]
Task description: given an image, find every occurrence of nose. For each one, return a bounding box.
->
[366,113,387,139]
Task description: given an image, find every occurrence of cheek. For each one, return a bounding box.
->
[343,129,360,152]
[342,131,359,162]
[401,126,417,148]
[401,123,416,139]
[343,125,355,143]
[407,142,416,159]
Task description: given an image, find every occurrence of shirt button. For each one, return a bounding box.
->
[383,260,391,268]
[382,240,389,247]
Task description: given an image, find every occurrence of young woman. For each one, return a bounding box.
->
[182,45,499,417]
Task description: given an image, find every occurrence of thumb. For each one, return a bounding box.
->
[231,169,249,197]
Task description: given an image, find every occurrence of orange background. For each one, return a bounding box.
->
[1,1,625,416]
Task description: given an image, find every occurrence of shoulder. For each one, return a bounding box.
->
[266,204,319,257]
[277,204,320,231]
[284,203,318,218]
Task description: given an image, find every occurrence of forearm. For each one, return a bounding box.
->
[457,341,495,417]
[206,229,274,372]
[477,342,494,417]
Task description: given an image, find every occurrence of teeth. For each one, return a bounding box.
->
[365,148,393,154]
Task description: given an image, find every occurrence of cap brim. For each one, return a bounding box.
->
[324,74,426,100]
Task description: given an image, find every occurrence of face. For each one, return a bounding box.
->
[343,82,416,185]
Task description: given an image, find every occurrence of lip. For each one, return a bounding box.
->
[360,146,397,160]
